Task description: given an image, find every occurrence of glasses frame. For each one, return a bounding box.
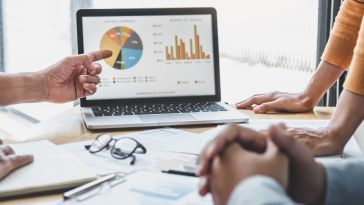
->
[85,134,147,165]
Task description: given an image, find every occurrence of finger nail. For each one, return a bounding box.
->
[206,145,214,157]
[85,89,94,95]
[199,177,207,189]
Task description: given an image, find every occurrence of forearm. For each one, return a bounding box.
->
[0,71,47,106]
[302,61,344,108]
[327,89,364,147]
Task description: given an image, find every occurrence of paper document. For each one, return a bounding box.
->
[239,119,330,130]
[62,171,212,205]
[61,129,198,175]
[116,128,203,154]
[198,119,362,163]
[0,140,97,198]
[242,119,361,159]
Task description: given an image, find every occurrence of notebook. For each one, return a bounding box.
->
[0,140,97,198]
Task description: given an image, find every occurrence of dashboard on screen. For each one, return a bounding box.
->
[81,14,216,100]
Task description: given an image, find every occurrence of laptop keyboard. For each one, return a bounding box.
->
[91,102,228,117]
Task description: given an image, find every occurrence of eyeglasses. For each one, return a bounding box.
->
[85,134,147,165]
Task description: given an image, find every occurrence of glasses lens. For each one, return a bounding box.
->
[112,138,138,158]
[89,134,112,152]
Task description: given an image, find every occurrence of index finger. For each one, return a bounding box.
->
[78,50,112,70]
[9,154,34,170]
[86,50,113,62]
[236,95,275,109]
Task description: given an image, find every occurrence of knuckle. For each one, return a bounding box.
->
[285,135,297,146]
[223,124,239,135]
[259,103,268,109]
[88,52,97,62]
[226,123,237,130]
[9,156,20,166]
[63,56,72,63]
[1,145,13,153]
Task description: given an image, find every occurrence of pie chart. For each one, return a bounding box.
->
[100,26,143,70]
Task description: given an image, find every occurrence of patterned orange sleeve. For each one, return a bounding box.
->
[321,0,364,69]
[344,17,364,96]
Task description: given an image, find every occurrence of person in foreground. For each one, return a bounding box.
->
[236,0,364,156]
[199,124,364,205]
[0,50,112,180]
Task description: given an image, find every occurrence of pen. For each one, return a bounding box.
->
[161,169,197,177]
[63,173,119,200]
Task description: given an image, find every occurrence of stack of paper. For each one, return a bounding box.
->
[0,140,97,198]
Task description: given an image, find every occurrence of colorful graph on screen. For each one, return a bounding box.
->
[165,25,210,61]
[100,26,143,70]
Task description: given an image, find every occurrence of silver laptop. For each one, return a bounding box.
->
[77,8,249,129]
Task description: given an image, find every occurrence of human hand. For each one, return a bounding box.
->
[42,50,112,103]
[287,127,344,156]
[0,140,33,180]
[271,124,326,204]
[207,139,288,205]
[198,124,268,195]
[236,92,314,113]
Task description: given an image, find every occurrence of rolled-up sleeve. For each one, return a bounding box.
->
[344,16,364,96]
[228,176,296,205]
[321,0,364,69]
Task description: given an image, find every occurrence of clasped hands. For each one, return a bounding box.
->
[198,124,327,205]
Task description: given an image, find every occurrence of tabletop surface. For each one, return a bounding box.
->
[1,106,334,205]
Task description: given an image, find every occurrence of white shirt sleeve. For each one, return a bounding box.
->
[323,159,364,205]
[228,175,297,205]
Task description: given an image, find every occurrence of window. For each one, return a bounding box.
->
[0,0,319,124]
[2,0,72,121]
[91,0,318,103]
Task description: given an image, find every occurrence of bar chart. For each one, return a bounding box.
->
[165,25,211,61]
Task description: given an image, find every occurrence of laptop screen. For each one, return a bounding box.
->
[81,14,216,101]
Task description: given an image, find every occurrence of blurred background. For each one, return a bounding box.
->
[0,0,331,136]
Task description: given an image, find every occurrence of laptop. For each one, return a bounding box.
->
[77,8,249,129]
